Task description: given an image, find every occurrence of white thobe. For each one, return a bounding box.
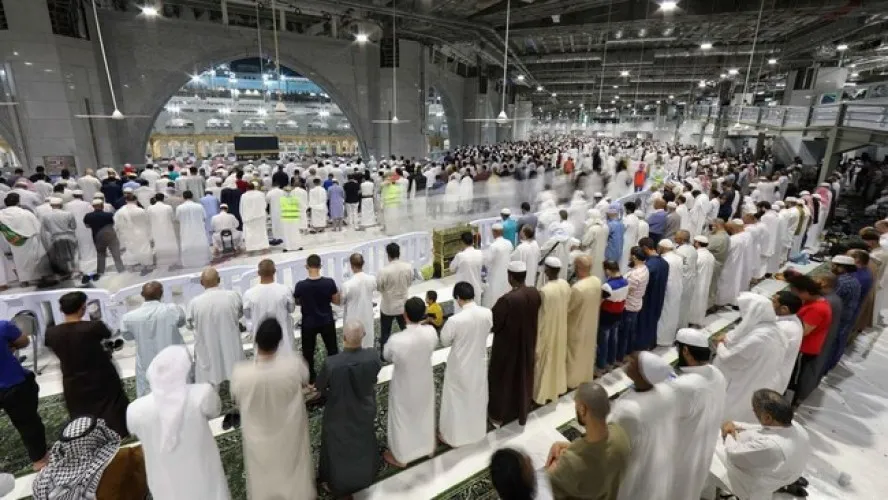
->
[64,199,96,273]
[689,248,716,325]
[656,251,684,345]
[611,385,677,500]
[240,190,269,251]
[677,204,692,232]
[450,247,484,302]
[341,272,377,349]
[76,175,102,201]
[458,177,474,211]
[483,237,513,308]
[114,203,154,266]
[759,211,779,275]
[243,282,296,353]
[384,323,438,464]
[675,244,697,329]
[176,201,211,268]
[536,236,571,286]
[147,202,179,266]
[621,213,639,272]
[231,355,315,500]
[0,206,47,283]
[126,384,230,500]
[511,240,541,287]
[717,232,752,306]
[582,222,608,281]
[713,422,810,500]
[439,303,493,447]
[265,188,285,240]
[568,199,588,237]
[715,324,784,422]
[34,203,52,221]
[186,288,244,385]
[744,223,766,280]
[359,181,376,227]
[668,365,727,500]
[637,217,649,242]
[120,301,186,396]
[775,315,804,393]
[309,186,328,228]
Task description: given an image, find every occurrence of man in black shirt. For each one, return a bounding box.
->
[343,174,361,228]
[82,199,124,278]
[293,254,341,383]
[272,164,289,189]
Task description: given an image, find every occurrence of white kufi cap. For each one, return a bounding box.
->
[638,351,674,384]
[544,256,562,268]
[508,261,527,273]
[676,328,710,348]
[831,255,856,266]
[492,223,504,231]
[694,235,709,244]
[658,239,675,249]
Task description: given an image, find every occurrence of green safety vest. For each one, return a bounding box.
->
[382,184,401,207]
[280,196,301,220]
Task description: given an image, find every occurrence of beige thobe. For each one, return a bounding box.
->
[566,276,602,388]
[534,279,571,405]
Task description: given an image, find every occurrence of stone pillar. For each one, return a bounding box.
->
[374,40,426,159]
[819,103,847,183]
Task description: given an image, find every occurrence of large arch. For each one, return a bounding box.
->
[426,62,466,148]
[97,10,377,164]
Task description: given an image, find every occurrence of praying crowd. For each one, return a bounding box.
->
[0,137,885,500]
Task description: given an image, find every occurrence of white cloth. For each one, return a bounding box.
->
[175,201,211,268]
[611,385,677,500]
[676,204,692,232]
[458,177,473,211]
[360,181,376,227]
[126,348,230,500]
[114,203,153,266]
[120,302,186,397]
[775,315,804,393]
[439,302,493,446]
[689,248,716,325]
[713,422,810,500]
[265,188,285,240]
[341,272,378,349]
[675,244,697,329]
[0,206,46,283]
[759,211,779,274]
[582,221,608,281]
[309,185,328,228]
[511,239,541,287]
[668,365,727,500]
[621,213,639,272]
[186,288,244,385]
[483,236,513,308]
[715,293,785,422]
[231,354,315,500]
[147,202,179,266]
[384,323,438,464]
[243,282,295,353]
[240,190,269,251]
[656,251,684,345]
[717,232,753,306]
[64,199,96,273]
[76,175,102,201]
[690,193,710,237]
[450,247,484,302]
[292,187,310,231]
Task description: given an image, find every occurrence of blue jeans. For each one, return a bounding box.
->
[618,311,639,362]
[596,312,622,369]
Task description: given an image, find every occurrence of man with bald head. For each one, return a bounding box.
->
[546,382,630,500]
[186,267,244,385]
[120,281,185,396]
[315,321,382,496]
[243,259,296,353]
[566,254,602,389]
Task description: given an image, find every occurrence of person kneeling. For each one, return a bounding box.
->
[210,203,245,256]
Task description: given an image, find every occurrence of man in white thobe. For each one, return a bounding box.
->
[450,231,484,305]
[713,292,785,422]
[743,213,766,282]
[231,317,314,500]
[114,193,154,271]
[537,224,571,286]
[77,169,103,201]
[773,291,804,394]
[210,204,244,254]
[511,225,541,287]
[383,297,438,467]
[689,236,716,326]
[186,267,244,385]
[439,282,493,447]
[243,259,295,353]
[126,346,231,500]
[147,194,179,268]
[668,328,727,500]
[265,185,285,242]
[341,253,377,349]
[359,177,376,228]
[716,221,753,307]
[483,224,513,308]
[711,389,810,500]
[458,174,474,213]
[582,208,609,281]
[656,239,684,346]
[691,189,710,238]
[240,184,269,252]
[676,195,692,232]
[176,192,211,268]
[64,190,96,275]
[674,230,698,329]
[120,281,185,396]
[309,178,328,231]
[611,352,677,500]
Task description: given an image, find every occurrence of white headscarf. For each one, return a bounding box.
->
[146,345,193,452]
[727,292,778,343]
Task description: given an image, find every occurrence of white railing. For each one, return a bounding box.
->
[809,105,840,127]
[843,104,888,130]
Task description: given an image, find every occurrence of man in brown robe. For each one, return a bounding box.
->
[488,261,542,426]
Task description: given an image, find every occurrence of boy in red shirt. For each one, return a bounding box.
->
[785,272,832,407]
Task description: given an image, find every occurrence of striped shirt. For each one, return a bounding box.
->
[624,264,650,312]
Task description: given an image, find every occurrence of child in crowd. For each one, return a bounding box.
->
[425,290,444,330]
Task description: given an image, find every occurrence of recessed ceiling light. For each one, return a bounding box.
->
[551,93,557,97]
[24,62,32,66]
[728,68,739,75]
[536,86,543,91]
[620,70,630,76]
[660,1,678,12]
[844,82,857,86]
[656,100,661,104]
[720,73,727,78]
[639,28,647,37]
[698,80,706,88]
[613,85,619,89]
[517,75,525,81]
[610,100,616,104]
[851,72,859,77]
[12,51,18,56]
[850,63,857,68]
[837,44,848,51]
[668,94,675,99]
[700,42,713,50]
[140,5,159,17]
[355,33,369,43]
[768,58,777,65]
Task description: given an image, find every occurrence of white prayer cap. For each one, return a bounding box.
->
[91,198,104,206]
[785,197,797,203]
[694,235,709,244]
[220,203,229,209]
[492,223,504,231]
[123,187,134,194]
[676,328,710,348]
[731,218,744,225]
[831,255,856,266]
[775,201,785,207]
[93,192,105,199]
[72,189,83,196]
[508,261,527,273]
[544,256,562,268]
[569,237,581,247]
[820,182,831,187]
[593,192,603,198]
[49,197,63,205]
[588,208,601,219]
[500,208,511,215]
[799,190,810,196]
[666,201,677,209]
[638,351,674,384]
[658,238,675,249]
[813,193,822,200]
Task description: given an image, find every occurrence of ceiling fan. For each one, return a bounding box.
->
[372,0,410,124]
[0,102,17,107]
[464,0,530,126]
[75,0,149,120]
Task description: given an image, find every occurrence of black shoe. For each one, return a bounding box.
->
[92,273,102,281]
[777,484,808,497]
[222,411,241,430]
[81,275,92,285]
[795,477,809,487]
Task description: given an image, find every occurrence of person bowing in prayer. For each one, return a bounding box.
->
[185,267,244,386]
[489,261,542,426]
[534,257,571,405]
[439,282,493,447]
[383,297,438,468]
[231,318,314,500]
[243,259,296,353]
[667,328,727,500]
[566,255,602,389]
[484,223,513,308]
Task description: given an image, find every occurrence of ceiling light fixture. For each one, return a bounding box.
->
[700,42,713,50]
[517,75,525,81]
[551,92,557,97]
[536,85,543,91]
[620,70,629,76]
[728,68,739,75]
[720,73,727,78]
[355,33,369,43]
[768,58,777,65]
[659,1,678,12]
[837,44,848,51]
[698,80,706,88]
[140,5,159,17]
[189,74,201,83]
[851,72,859,77]
[613,85,619,89]
[668,94,674,99]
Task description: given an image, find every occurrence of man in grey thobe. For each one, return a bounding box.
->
[40,197,78,279]
[707,218,730,309]
[314,321,382,497]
